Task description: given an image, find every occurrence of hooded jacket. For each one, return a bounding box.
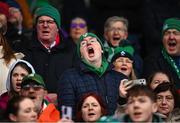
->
[0,59,35,110]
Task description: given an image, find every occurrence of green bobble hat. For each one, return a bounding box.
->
[162,18,180,33]
[22,73,46,87]
[77,32,104,58]
[35,5,61,28]
[111,45,135,62]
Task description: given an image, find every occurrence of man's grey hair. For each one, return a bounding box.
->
[104,16,128,32]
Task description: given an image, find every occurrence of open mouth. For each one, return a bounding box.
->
[168,40,177,47]
[88,113,96,117]
[120,66,127,71]
[87,47,95,57]
[42,30,50,34]
[113,37,120,42]
[16,83,21,89]
[134,112,142,117]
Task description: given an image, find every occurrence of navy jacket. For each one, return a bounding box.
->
[58,62,127,118]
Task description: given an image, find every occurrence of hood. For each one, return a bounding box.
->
[6,59,35,91]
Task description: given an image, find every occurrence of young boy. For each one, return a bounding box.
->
[118,85,163,122]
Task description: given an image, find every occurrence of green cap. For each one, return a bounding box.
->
[77,32,104,58]
[35,5,61,28]
[162,18,180,33]
[22,73,45,87]
[112,45,134,62]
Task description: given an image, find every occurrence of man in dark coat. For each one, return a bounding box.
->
[144,18,180,91]
[58,33,127,119]
[23,5,74,93]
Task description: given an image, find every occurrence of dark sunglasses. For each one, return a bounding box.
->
[22,84,44,91]
[70,23,86,28]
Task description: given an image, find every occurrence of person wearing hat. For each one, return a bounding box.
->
[20,73,61,122]
[112,45,137,80]
[103,16,143,78]
[23,5,74,94]
[58,32,127,119]
[111,45,140,118]
[144,18,180,92]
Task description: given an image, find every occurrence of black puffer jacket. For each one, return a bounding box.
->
[23,31,75,93]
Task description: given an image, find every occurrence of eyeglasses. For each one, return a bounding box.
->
[157,95,174,102]
[22,84,44,91]
[164,31,180,36]
[108,27,126,33]
[70,23,86,28]
[37,20,55,25]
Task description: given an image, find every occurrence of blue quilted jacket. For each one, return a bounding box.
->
[57,62,127,118]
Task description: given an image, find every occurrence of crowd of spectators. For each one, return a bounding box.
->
[0,0,180,122]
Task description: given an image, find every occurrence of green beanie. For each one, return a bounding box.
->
[77,32,104,58]
[162,18,180,33]
[35,5,61,28]
[111,45,134,62]
[35,0,50,8]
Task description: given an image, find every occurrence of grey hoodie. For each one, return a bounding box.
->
[6,59,35,91]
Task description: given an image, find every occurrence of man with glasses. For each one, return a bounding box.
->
[144,18,180,92]
[23,5,74,94]
[103,16,143,78]
[20,73,60,122]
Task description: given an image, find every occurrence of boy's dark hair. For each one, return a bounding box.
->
[127,85,156,102]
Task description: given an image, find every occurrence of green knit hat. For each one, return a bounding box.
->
[35,5,61,28]
[162,18,180,33]
[77,32,104,58]
[22,73,46,87]
[111,45,134,62]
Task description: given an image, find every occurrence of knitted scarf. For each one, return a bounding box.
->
[82,56,109,77]
[162,48,180,79]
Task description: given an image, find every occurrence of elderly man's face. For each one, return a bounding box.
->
[80,36,102,65]
[104,21,128,47]
[163,29,180,56]
[36,16,58,44]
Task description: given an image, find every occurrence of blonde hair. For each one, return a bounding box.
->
[130,67,137,80]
